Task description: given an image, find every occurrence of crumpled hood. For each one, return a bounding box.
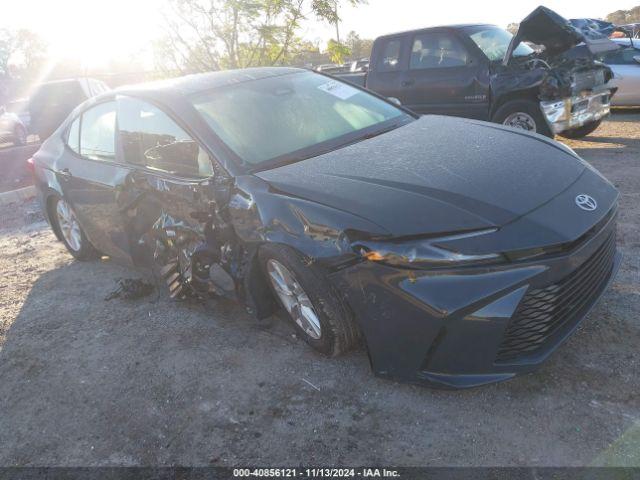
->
[256,116,586,237]
[506,6,619,62]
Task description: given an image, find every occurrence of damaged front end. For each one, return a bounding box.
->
[495,6,619,134]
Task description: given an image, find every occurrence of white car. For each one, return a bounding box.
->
[0,106,27,146]
[601,38,640,106]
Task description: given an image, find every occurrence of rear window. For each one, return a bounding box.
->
[376,38,402,72]
[599,47,640,65]
[79,101,116,161]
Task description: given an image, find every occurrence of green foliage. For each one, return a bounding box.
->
[605,6,640,24]
[506,23,519,35]
[345,30,373,59]
[326,39,351,64]
[154,0,365,74]
[0,29,47,80]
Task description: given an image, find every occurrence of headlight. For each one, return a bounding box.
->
[353,229,503,269]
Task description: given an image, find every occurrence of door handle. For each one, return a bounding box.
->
[401,80,415,87]
[58,168,72,178]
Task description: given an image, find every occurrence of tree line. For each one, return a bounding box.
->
[0,0,375,102]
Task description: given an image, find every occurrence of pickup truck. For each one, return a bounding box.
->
[335,7,618,138]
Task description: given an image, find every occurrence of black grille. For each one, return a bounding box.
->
[496,230,617,363]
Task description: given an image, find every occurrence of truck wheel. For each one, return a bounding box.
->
[259,244,360,356]
[492,100,553,138]
[558,120,602,139]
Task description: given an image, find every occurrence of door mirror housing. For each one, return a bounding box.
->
[634,55,640,65]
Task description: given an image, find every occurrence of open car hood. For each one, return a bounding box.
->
[505,6,619,64]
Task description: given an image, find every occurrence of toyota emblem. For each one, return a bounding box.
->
[575,194,597,211]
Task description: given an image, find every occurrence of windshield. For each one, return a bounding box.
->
[191,71,410,169]
[466,26,535,62]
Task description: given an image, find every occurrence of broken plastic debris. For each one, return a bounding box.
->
[105,278,155,301]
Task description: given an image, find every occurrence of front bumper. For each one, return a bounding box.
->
[331,211,620,389]
[540,87,614,134]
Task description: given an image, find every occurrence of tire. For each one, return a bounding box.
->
[50,196,100,261]
[259,244,360,356]
[13,125,26,146]
[492,100,553,138]
[558,119,602,139]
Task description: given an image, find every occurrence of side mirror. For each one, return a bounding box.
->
[387,97,402,106]
[634,55,640,65]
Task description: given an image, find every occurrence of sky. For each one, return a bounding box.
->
[2,0,639,69]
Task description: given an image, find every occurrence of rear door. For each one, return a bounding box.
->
[366,35,408,102]
[602,47,640,106]
[55,100,135,262]
[399,30,489,118]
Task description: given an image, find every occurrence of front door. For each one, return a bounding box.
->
[400,31,490,119]
[113,96,220,298]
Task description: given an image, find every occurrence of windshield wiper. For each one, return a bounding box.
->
[342,122,406,148]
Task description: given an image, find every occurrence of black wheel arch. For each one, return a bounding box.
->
[242,243,279,319]
[490,88,541,119]
[44,190,64,242]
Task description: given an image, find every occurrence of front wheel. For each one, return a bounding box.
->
[558,119,602,139]
[51,196,100,261]
[259,244,360,356]
[492,100,553,138]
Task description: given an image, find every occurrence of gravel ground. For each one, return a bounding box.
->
[0,113,638,467]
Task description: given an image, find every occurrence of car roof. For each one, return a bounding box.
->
[116,67,305,98]
[375,24,496,40]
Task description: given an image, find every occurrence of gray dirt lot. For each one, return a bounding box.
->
[0,112,639,467]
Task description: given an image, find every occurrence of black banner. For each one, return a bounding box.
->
[0,468,639,480]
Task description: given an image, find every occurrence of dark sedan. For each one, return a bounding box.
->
[31,67,621,388]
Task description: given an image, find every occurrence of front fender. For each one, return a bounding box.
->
[229,175,390,263]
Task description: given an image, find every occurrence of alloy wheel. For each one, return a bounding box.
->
[267,259,322,339]
[56,199,82,252]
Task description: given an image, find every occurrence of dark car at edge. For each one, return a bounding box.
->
[30,67,621,388]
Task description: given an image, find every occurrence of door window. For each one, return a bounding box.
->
[410,33,469,69]
[79,101,116,161]
[117,97,213,177]
[376,38,402,72]
[599,47,640,65]
[67,116,80,154]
